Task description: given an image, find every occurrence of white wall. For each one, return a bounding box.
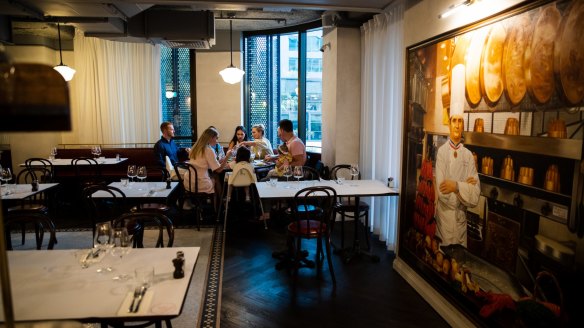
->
[195,51,243,145]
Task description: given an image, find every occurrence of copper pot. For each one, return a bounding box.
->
[518,166,534,186]
[500,155,515,181]
[504,118,520,135]
[481,156,494,176]
[544,164,560,193]
[548,119,567,139]
[473,118,484,132]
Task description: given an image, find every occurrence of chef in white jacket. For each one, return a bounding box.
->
[435,64,480,247]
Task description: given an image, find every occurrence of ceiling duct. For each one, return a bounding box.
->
[127,10,215,49]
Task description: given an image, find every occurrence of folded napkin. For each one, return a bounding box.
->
[165,156,178,180]
[118,289,155,316]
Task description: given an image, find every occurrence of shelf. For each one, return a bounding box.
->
[463,132,582,160]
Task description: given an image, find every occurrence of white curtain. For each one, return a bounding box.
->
[361,1,404,251]
[63,31,162,145]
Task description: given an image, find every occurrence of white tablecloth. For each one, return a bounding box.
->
[0,247,199,322]
[256,179,398,199]
[0,183,59,200]
[92,182,179,198]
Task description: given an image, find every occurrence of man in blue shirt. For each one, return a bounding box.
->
[153,122,190,167]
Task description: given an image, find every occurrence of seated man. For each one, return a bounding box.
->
[153,122,190,168]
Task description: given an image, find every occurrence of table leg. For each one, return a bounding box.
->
[340,196,379,263]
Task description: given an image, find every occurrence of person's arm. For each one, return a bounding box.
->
[213,149,233,173]
[227,141,236,151]
[153,142,166,167]
[289,154,305,167]
[455,152,481,208]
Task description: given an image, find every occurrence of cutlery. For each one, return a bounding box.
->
[128,287,141,312]
[132,285,148,313]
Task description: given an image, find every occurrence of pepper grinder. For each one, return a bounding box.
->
[166,178,172,189]
[173,251,185,279]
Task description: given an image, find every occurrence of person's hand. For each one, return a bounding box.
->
[439,179,457,194]
[185,147,191,153]
[264,155,274,162]
[466,177,477,185]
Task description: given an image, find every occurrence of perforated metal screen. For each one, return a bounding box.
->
[160,47,192,148]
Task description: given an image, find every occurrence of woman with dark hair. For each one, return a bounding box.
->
[228,126,248,152]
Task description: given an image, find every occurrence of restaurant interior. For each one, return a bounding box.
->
[2,0,584,327]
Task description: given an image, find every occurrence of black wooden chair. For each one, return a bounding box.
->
[173,162,216,231]
[130,167,171,213]
[286,186,337,285]
[24,158,54,181]
[329,164,371,252]
[82,184,130,238]
[4,212,56,250]
[114,211,174,248]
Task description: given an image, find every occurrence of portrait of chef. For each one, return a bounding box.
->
[435,64,481,247]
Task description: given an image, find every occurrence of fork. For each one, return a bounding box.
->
[128,287,141,312]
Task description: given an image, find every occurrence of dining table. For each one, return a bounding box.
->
[92,181,179,199]
[0,183,59,201]
[0,247,199,325]
[20,157,128,167]
[257,179,399,263]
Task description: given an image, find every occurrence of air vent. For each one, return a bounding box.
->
[161,39,214,49]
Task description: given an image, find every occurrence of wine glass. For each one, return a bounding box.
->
[127,165,137,186]
[111,227,131,280]
[93,222,113,273]
[90,146,97,158]
[282,164,293,189]
[49,147,57,161]
[136,166,147,190]
[350,164,360,186]
[95,145,102,158]
[1,167,13,196]
[250,152,256,162]
[293,166,303,187]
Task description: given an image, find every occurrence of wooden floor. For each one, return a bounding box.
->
[220,215,449,328]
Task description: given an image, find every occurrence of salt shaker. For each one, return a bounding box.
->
[116,153,120,162]
[388,177,394,188]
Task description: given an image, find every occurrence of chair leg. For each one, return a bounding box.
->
[340,212,346,249]
[325,234,336,285]
[363,210,371,251]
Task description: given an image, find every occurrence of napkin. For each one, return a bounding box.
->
[165,156,178,180]
[118,289,155,315]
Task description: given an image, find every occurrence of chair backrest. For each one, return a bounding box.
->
[24,158,54,181]
[17,167,53,184]
[292,186,337,232]
[71,157,102,177]
[173,162,200,194]
[4,212,56,250]
[82,184,127,226]
[229,163,256,187]
[330,164,360,180]
[114,211,175,248]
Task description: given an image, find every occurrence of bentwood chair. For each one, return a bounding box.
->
[287,186,337,285]
[173,162,215,231]
[82,184,129,237]
[329,164,371,252]
[24,158,54,181]
[114,211,174,248]
[4,212,56,250]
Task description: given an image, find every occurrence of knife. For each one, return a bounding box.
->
[132,285,148,313]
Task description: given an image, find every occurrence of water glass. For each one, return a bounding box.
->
[135,266,155,288]
[121,178,129,187]
[270,176,278,186]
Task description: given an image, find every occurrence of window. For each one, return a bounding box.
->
[243,23,323,153]
[160,46,193,148]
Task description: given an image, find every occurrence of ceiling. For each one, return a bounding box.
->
[0,0,397,47]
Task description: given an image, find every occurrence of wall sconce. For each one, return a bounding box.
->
[53,23,76,81]
[219,19,245,84]
[438,0,474,19]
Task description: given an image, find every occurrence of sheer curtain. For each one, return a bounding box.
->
[361,1,404,251]
[63,30,161,145]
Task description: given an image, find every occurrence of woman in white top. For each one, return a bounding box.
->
[187,127,232,194]
[242,124,274,160]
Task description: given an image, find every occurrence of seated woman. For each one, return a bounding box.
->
[186,127,232,198]
[227,126,248,152]
[267,144,293,178]
[242,124,274,160]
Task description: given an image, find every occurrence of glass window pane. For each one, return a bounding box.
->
[305,28,322,152]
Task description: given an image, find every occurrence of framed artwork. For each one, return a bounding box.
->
[399,0,584,326]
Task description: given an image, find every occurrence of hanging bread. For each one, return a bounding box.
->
[525,4,561,104]
[503,15,531,106]
[480,22,506,106]
[554,0,584,105]
[465,27,490,106]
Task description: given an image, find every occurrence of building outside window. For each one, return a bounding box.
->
[243,24,323,153]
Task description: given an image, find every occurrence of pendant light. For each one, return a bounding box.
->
[219,20,245,84]
[53,23,76,82]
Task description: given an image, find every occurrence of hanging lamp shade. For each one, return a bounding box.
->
[53,23,76,82]
[220,20,244,84]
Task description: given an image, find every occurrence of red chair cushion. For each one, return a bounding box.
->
[287,220,327,236]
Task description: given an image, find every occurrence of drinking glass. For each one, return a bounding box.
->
[350,164,360,186]
[49,147,57,161]
[95,145,101,158]
[136,166,147,190]
[293,166,303,187]
[111,227,131,280]
[91,146,97,158]
[250,152,256,162]
[0,167,12,195]
[127,165,137,186]
[93,222,113,273]
[282,165,293,189]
